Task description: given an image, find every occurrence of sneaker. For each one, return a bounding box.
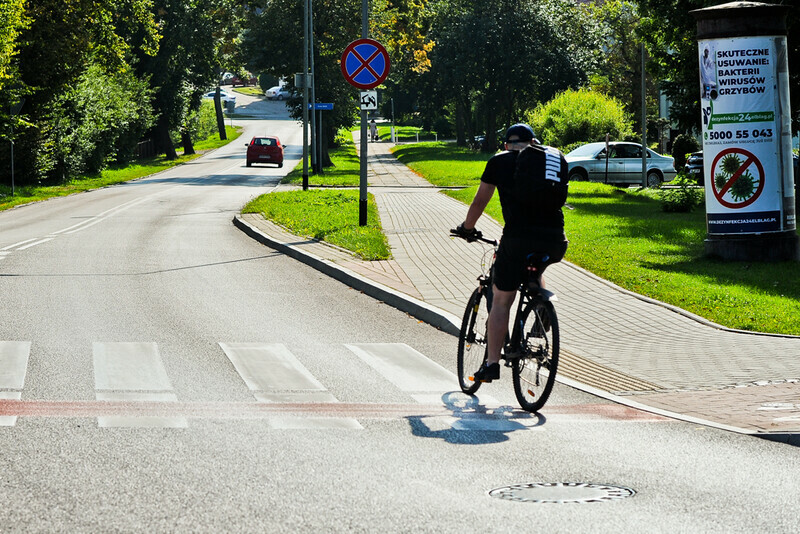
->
[472,362,500,383]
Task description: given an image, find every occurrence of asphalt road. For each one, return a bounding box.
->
[0,95,798,532]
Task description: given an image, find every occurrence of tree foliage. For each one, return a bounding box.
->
[526,88,634,149]
[426,0,601,150]
[636,0,800,134]
[585,0,657,134]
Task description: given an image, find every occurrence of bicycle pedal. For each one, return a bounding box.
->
[503,361,513,368]
[468,375,475,382]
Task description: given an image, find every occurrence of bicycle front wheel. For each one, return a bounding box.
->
[512,297,559,412]
[457,287,489,394]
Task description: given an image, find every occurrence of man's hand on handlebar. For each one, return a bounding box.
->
[450,223,482,243]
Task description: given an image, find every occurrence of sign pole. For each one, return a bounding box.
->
[641,42,647,188]
[359,0,369,226]
[302,0,309,191]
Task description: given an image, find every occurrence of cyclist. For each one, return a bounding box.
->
[453,123,568,383]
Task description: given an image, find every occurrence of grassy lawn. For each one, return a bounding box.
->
[242,189,390,260]
[247,137,390,260]
[391,141,491,187]
[232,87,264,96]
[0,126,240,212]
[377,125,439,143]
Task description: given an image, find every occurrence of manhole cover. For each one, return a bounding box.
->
[488,482,635,503]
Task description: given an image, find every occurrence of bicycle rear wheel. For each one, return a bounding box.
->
[457,287,489,394]
[512,297,559,412]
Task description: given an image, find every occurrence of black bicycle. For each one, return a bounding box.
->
[451,230,560,413]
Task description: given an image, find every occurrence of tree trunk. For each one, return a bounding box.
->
[485,106,497,153]
[214,88,227,140]
[157,119,178,160]
[455,98,466,147]
[464,97,475,149]
[181,131,195,155]
[321,125,333,168]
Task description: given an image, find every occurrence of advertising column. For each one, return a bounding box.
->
[692,2,798,261]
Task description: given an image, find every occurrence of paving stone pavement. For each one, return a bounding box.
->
[234,136,800,444]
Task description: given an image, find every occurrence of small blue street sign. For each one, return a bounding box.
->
[308,103,334,110]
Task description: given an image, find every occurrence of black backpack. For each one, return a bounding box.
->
[512,144,569,212]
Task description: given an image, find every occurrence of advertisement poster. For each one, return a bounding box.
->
[698,36,792,235]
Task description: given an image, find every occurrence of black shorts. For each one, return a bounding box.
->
[493,236,568,292]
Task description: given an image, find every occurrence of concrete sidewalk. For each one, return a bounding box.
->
[234,137,800,444]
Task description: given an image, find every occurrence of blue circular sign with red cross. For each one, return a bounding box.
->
[340,38,390,90]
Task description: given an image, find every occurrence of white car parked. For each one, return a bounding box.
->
[202,90,236,105]
[565,142,676,187]
[264,86,291,100]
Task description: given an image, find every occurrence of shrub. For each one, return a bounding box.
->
[526,88,634,149]
[660,174,703,212]
[671,133,700,169]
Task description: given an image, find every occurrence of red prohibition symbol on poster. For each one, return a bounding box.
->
[709,147,765,209]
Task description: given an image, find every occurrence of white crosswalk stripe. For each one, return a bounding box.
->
[93,342,187,428]
[220,342,362,429]
[0,341,30,426]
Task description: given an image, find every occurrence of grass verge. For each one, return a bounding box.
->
[281,139,360,187]
[232,87,264,96]
[0,126,240,212]
[242,189,390,260]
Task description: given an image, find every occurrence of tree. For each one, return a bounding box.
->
[135,0,243,159]
[427,0,601,151]
[372,0,435,127]
[7,0,158,184]
[0,0,28,90]
[586,0,657,135]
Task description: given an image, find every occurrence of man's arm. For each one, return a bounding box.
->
[464,181,496,229]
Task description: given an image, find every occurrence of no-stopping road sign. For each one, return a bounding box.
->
[341,38,390,90]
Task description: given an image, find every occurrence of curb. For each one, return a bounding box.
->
[233,215,461,336]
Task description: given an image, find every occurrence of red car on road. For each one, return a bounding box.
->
[245,136,284,168]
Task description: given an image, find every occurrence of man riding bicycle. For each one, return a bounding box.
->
[453,123,568,383]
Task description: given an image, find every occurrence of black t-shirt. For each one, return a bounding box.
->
[480,149,566,240]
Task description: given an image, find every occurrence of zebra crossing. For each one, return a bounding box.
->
[0,341,666,430]
[0,340,516,430]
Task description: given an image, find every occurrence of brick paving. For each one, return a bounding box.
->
[235,136,800,442]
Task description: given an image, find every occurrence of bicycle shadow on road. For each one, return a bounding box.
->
[406,392,545,445]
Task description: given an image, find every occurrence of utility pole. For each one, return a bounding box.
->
[302,0,309,190]
[310,0,318,174]
[641,42,647,188]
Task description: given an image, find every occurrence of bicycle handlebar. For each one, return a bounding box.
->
[449,228,498,246]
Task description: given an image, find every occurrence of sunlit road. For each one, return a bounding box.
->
[0,95,798,532]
